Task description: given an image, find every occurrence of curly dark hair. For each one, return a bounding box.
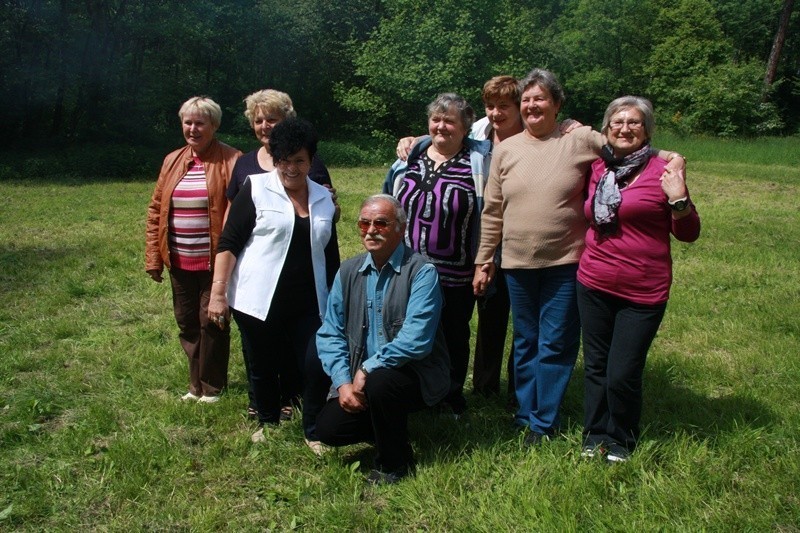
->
[268,117,318,162]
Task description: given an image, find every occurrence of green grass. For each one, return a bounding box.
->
[1,137,799,529]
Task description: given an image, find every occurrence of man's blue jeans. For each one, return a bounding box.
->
[506,264,580,435]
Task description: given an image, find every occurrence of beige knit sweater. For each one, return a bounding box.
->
[475,126,602,269]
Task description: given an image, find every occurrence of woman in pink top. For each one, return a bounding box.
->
[577,96,700,462]
[145,96,241,403]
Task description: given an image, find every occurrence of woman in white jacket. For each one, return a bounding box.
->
[209,118,339,445]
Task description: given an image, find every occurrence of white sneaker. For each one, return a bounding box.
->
[198,395,220,404]
[251,427,267,443]
[181,392,201,401]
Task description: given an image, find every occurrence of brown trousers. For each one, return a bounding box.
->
[169,268,230,396]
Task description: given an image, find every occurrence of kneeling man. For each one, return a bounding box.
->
[316,194,450,484]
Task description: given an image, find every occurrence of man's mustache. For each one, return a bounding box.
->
[364,234,386,243]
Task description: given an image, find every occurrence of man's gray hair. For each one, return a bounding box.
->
[361,194,407,228]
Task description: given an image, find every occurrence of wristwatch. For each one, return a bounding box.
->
[669,197,689,212]
[359,364,369,378]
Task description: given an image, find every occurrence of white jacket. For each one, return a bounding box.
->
[227,170,336,320]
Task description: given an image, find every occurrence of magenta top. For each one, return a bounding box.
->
[577,156,701,305]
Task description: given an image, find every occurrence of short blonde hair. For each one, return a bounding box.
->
[178,96,222,129]
[243,89,296,125]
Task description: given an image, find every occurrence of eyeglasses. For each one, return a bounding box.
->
[609,120,643,131]
[357,218,395,233]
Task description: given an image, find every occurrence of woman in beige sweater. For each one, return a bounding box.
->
[472,69,685,445]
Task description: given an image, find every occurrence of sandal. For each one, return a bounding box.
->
[280,405,294,421]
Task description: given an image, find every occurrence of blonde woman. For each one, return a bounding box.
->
[145,96,241,402]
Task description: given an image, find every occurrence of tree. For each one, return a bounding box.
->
[554,0,658,125]
[334,0,490,137]
[763,0,795,99]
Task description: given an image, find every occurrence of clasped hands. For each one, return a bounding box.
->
[472,262,496,297]
[338,369,368,413]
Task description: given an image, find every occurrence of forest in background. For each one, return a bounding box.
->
[1,0,797,147]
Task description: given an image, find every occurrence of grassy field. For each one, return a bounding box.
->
[1,136,799,530]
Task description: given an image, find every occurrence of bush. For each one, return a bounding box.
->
[318,139,392,167]
[0,143,167,181]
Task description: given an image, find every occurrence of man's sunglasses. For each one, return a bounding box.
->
[357,218,395,233]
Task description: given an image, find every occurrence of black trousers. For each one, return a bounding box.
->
[315,365,427,473]
[440,284,476,412]
[473,269,514,396]
[232,302,330,438]
[577,282,666,451]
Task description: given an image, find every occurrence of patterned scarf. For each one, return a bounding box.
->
[592,142,651,236]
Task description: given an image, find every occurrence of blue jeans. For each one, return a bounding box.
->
[506,265,580,435]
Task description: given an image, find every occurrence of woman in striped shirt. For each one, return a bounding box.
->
[145,96,241,403]
[383,93,491,417]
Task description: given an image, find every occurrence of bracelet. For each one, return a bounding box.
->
[212,280,227,285]
[670,153,687,163]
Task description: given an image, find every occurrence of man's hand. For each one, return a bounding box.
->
[338,383,367,413]
[147,269,163,283]
[353,368,367,393]
[323,184,341,223]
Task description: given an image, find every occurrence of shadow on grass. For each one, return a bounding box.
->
[321,354,778,473]
[644,359,775,441]
[0,244,74,297]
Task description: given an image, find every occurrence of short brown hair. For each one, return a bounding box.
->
[482,76,520,106]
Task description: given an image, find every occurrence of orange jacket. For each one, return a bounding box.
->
[145,139,241,273]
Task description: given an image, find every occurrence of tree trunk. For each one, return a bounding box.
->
[762,0,795,101]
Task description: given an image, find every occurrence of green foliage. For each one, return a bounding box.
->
[0,0,798,141]
[485,1,560,76]
[335,0,494,135]
[644,0,789,135]
[556,0,658,122]
[318,139,391,167]
[663,61,785,136]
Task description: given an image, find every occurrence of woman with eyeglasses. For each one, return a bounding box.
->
[383,93,491,417]
[577,96,700,462]
[473,70,687,447]
[208,118,339,446]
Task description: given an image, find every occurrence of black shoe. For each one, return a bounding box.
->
[523,431,549,448]
[606,443,631,463]
[580,444,607,459]
[366,468,408,485]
